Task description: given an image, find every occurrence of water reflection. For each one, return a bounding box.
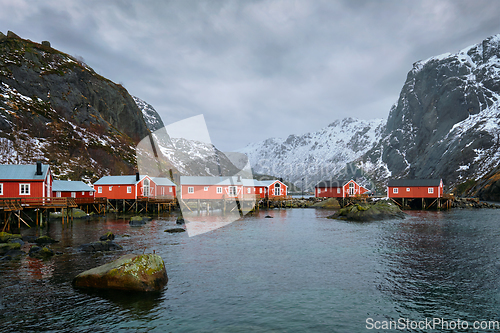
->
[378,210,500,322]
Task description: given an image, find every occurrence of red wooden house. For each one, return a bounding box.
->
[94,174,156,200]
[0,162,53,198]
[152,177,176,198]
[387,179,443,198]
[180,176,245,200]
[254,180,287,199]
[315,179,369,198]
[180,176,287,200]
[52,180,95,198]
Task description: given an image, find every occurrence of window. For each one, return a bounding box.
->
[259,188,262,193]
[169,187,172,192]
[393,188,398,194]
[229,186,237,196]
[56,191,61,197]
[0,183,3,195]
[204,186,209,191]
[188,187,194,193]
[127,186,132,194]
[337,188,340,194]
[318,188,321,194]
[20,184,30,195]
[428,188,434,194]
[217,187,222,194]
[406,188,410,192]
[81,191,85,196]
[247,188,251,194]
[109,186,113,191]
[98,186,102,193]
[71,192,76,198]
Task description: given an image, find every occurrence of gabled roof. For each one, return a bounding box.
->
[256,180,287,188]
[52,180,95,192]
[315,180,349,188]
[151,177,176,186]
[388,179,442,187]
[94,175,148,185]
[0,164,50,181]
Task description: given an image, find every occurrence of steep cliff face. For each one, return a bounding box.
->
[360,34,500,196]
[0,32,150,181]
[238,117,385,189]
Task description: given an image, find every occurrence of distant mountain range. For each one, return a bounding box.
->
[238,117,385,190]
[239,34,500,200]
[3,30,500,201]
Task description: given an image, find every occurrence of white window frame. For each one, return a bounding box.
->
[169,187,172,192]
[393,188,398,194]
[188,187,194,194]
[56,191,61,197]
[127,186,132,194]
[204,186,209,191]
[428,187,434,194]
[81,191,85,196]
[406,188,410,192]
[71,192,76,198]
[247,188,251,194]
[318,188,321,194]
[98,186,102,194]
[337,188,340,194]
[217,187,222,194]
[228,186,237,196]
[109,186,113,191]
[0,183,3,195]
[259,188,262,193]
[19,183,30,195]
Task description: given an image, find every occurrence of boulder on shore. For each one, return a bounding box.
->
[164,228,185,233]
[328,200,406,222]
[72,253,168,292]
[0,232,22,243]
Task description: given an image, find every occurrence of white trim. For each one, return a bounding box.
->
[393,188,398,194]
[188,187,194,194]
[19,183,30,195]
[0,183,2,195]
[428,187,434,194]
[216,187,222,194]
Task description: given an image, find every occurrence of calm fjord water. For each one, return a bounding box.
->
[1,209,500,332]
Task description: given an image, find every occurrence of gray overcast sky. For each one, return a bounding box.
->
[1,0,500,151]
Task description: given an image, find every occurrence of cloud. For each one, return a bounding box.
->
[1,0,500,150]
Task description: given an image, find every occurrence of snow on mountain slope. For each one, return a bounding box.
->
[238,117,385,189]
[133,97,241,178]
[359,34,500,194]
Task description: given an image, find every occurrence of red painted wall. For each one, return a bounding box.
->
[387,184,443,198]
[181,185,244,200]
[56,191,94,199]
[156,185,176,198]
[267,181,287,198]
[315,180,368,198]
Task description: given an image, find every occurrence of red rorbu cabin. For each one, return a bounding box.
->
[254,180,287,199]
[180,176,244,200]
[94,173,175,200]
[52,180,95,199]
[315,179,369,198]
[0,162,53,198]
[387,179,443,198]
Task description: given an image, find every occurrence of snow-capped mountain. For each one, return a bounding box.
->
[133,97,242,180]
[359,34,500,198]
[238,117,385,189]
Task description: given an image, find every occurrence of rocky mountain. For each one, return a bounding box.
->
[238,117,385,189]
[358,34,500,199]
[133,96,242,181]
[0,31,151,182]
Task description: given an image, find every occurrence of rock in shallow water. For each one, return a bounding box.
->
[72,253,168,292]
[328,200,406,222]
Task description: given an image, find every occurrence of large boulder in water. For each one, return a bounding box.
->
[328,200,406,222]
[78,240,123,253]
[72,253,168,292]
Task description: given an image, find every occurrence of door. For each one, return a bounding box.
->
[143,178,150,197]
[349,182,355,196]
[274,183,280,196]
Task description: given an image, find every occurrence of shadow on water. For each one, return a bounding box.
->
[74,288,165,315]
